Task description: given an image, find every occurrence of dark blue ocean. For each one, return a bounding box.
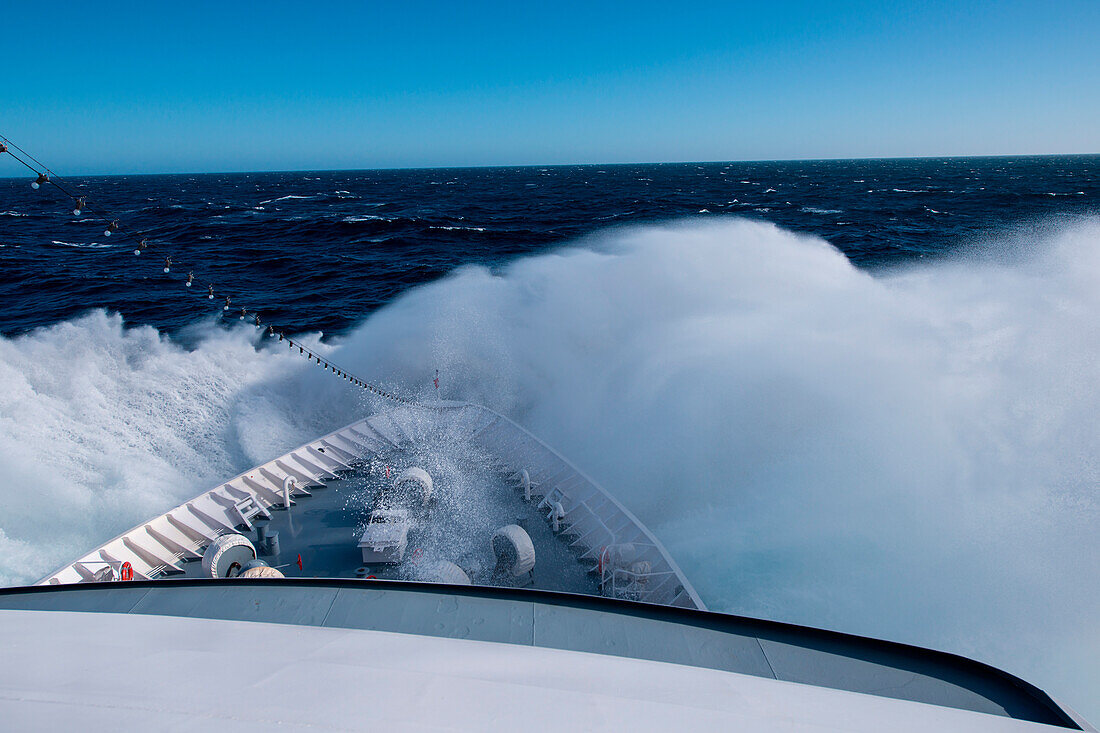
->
[1,156,1098,718]
[2,155,1096,337]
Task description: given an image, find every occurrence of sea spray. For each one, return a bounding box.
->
[0,218,1096,716]
[334,218,1100,711]
[0,313,362,584]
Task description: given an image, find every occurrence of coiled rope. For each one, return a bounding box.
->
[0,134,418,405]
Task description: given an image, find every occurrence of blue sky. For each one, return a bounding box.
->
[1,1,1097,174]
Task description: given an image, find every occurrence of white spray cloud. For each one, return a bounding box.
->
[335,218,1100,716]
[0,218,1095,718]
[0,313,364,585]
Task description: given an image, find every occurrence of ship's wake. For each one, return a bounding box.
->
[0,217,1097,717]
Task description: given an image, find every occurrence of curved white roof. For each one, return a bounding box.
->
[0,608,1075,732]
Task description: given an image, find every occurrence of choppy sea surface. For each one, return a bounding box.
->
[1,155,1098,718]
[1,156,1096,335]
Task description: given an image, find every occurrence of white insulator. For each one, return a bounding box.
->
[414,560,471,586]
[239,565,285,579]
[520,469,532,501]
[550,501,565,532]
[282,475,297,507]
[491,524,536,577]
[201,534,256,578]
[395,467,433,506]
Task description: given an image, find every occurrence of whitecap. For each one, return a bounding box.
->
[51,240,110,248]
[343,215,397,223]
[258,194,315,204]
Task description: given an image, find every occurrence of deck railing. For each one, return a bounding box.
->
[37,401,705,610]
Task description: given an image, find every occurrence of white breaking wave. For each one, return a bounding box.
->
[0,318,360,587]
[258,194,317,204]
[0,218,1096,718]
[51,240,111,249]
[343,214,400,223]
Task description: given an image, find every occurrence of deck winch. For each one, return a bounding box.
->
[202,534,257,578]
[491,524,536,580]
[394,467,433,506]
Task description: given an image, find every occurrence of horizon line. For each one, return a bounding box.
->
[1,151,1097,180]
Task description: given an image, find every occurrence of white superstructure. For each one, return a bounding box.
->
[0,605,1088,732]
[17,401,1090,732]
